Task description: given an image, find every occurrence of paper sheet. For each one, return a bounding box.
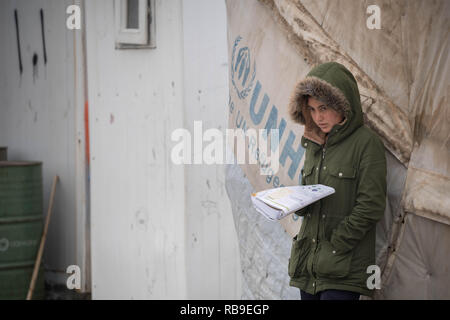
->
[251,184,335,221]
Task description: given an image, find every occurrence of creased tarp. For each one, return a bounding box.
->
[226,0,310,239]
[379,213,450,300]
[259,0,414,165]
[226,0,450,299]
[225,0,308,298]
[225,160,300,299]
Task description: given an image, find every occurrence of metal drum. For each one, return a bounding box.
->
[0,161,45,299]
[0,147,6,161]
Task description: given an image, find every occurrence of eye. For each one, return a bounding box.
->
[319,105,327,111]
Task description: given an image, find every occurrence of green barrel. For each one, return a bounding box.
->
[0,161,45,299]
[0,148,6,161]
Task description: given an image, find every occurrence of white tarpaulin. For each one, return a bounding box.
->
[225,0,449,299]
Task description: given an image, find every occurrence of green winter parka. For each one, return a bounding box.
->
[287,62,387,297]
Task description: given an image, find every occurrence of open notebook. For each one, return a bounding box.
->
[251,184,335,221]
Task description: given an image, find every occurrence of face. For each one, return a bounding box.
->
[307,97,344,133]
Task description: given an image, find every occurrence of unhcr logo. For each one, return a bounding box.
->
[231,36,256,100]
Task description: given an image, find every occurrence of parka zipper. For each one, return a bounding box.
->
[311,138,329,282]
[310,128,339,289]
[311,144,325,281]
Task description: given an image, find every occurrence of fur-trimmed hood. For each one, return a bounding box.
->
[289,62,363,146]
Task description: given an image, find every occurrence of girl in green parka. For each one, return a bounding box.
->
[288,62,387,300]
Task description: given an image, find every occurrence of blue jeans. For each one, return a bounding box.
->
[300,289,360,300]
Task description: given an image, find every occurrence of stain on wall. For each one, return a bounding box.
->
[14,9,23,75]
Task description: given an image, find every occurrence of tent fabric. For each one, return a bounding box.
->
[225,0,449,299]
[225,161,300,299]
[377,213,450,299]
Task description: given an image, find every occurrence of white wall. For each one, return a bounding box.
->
[0,0,241,299]
[0,0,89,292]
[182,0,241,299]
[86,0,241,299]
[85,0,187,299]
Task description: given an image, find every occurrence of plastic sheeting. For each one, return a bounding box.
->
[225,0,449,299]
[225,160,300,299]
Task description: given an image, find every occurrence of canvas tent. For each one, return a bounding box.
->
[225,0,449,299]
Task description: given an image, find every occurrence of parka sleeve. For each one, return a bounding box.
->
[330,136,387,253]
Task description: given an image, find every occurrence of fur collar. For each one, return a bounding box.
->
[288,76,351,145]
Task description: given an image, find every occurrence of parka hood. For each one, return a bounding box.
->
[289,62,363,146]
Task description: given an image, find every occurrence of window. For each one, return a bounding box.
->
[126,0,140,29]
[114,0,156,49]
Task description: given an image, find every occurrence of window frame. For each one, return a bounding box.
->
[114,0,156,49]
